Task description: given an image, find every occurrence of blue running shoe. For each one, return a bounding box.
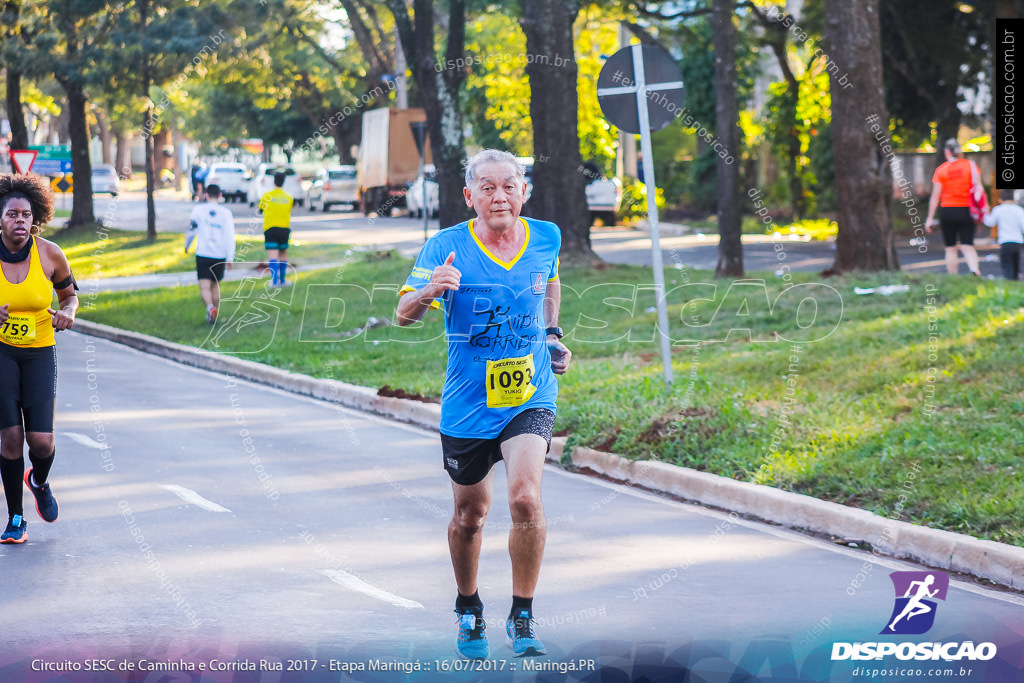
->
[455,607,489,659]
[1,515,27,544]
[507,608,546,657]
[25,468,58,522]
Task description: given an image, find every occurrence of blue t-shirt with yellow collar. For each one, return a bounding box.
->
[401,217,561,438]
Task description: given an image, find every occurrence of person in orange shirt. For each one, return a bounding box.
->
[924,139,982,276]
[0,174,77,544]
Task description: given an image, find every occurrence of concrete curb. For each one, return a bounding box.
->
[75,319,1023,590]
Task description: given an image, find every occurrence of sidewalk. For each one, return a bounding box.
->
[78,260,352,292]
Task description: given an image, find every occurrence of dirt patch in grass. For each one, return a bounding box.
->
[638,408,712,444]
[378,385,440,403]
[592,434,619,452]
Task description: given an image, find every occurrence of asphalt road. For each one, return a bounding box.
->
[99,191,1008,277]
[0,331,1021,682]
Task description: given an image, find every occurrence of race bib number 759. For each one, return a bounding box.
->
[485,354,536,408]
[0,312,35,345]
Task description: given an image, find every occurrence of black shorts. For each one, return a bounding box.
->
[939,206,976,247]
[440,408,555,486]
[196,255,227,281]
[0,343,57,432]
[264,227,291,251]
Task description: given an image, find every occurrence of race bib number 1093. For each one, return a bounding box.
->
[485,354,536,408]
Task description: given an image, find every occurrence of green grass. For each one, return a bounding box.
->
[47,227,357,279]
[77,252,1024,547]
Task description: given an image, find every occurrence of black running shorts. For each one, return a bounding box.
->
[196,255,227,281]
[440,408,555,486]
[0,343,57,432]
[939,206,976,247]
[264,227,291,251]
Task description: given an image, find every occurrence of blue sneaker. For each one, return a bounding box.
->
[455,607,489,659]
[1,515,27,544]
[507,608,546,657]
[25,468,58,522]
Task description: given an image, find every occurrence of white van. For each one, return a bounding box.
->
[205,162,250,203]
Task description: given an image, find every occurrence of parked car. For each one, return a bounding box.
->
[405,164,439,218]
[584,174,623,226]
[307,165,359,212]
[521,158,622,225]
[91,164,120,196]
[247,163,304,207]
[205,162,250,203]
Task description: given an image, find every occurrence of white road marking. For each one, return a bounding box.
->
[160,484,232,513]
[62,432,109,450]
[318,569,423,610]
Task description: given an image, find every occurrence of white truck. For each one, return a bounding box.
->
[357,108,431,216]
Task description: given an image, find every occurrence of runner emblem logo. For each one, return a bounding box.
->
[880,571,949,635]
[532,272,545,294]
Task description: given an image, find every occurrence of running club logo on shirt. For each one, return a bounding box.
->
[468,307,540,351]
[880,571,949,635]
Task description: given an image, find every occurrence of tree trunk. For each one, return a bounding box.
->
[115,131,131,177]
[388,0,472,229]
[520,0,593,262]
[64,80,95,227]
[6,69,29,150]
[95,106,114,165]
[140,0,156,240]
[143,104,156,239]
[712,0,743,277]
[934,111,961,173]
[824,0,898,272]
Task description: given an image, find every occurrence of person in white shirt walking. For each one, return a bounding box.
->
[185,184,236,322]
[982,189,1024,280]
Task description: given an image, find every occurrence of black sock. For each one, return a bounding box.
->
[1,457,24,518]
[28,447,55,486]
[455,591,483,612]
[510,595,533,619]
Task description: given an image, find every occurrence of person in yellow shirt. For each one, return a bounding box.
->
[259,172,294,287]
[0,174,78,544]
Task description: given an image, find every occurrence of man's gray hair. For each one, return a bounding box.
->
[944,138,963,157]
[464,149,525,188]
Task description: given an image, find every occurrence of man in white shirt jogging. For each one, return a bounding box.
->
[983,189,1024,280]
[185,184,236,322]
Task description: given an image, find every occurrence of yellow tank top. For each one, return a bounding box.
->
[0,237,55,348]
[260,188,293,230]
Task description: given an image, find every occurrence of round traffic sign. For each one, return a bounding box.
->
[597,45,684,134]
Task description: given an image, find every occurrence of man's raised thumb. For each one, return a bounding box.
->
[444,252,456,266]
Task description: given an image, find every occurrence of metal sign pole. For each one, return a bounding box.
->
[631,44,674,388]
